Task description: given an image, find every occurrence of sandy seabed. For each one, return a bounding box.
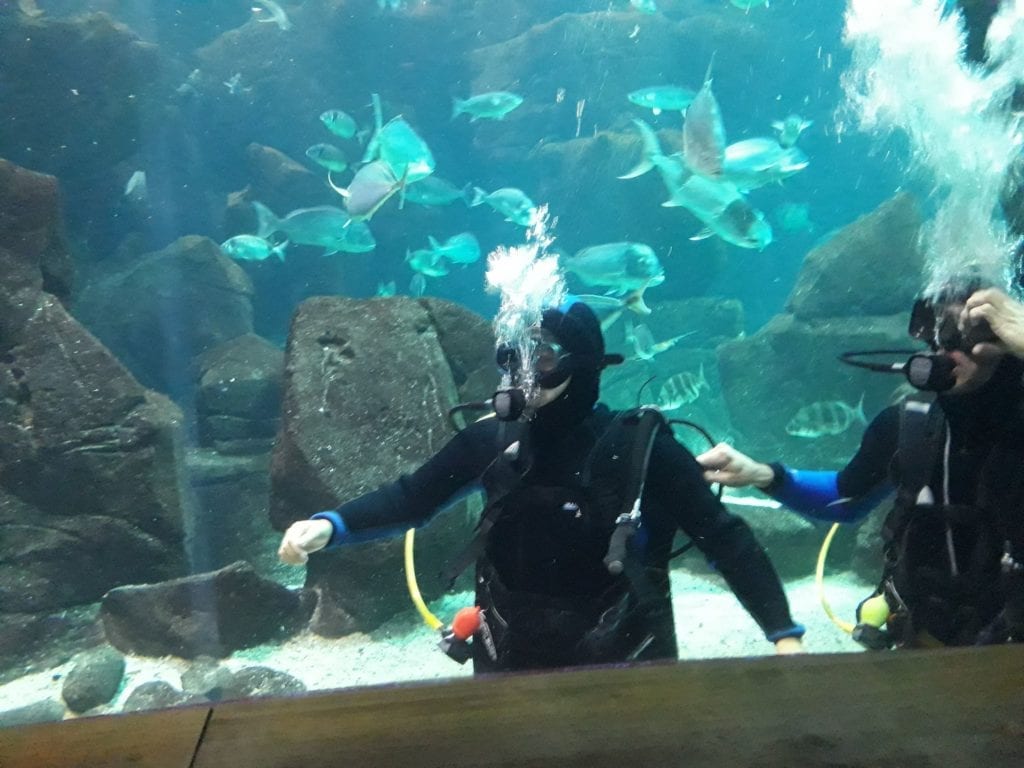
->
[0,571,869,722]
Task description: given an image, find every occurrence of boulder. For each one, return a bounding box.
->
[122,681,201,714]
[221,666,306,700]
[785,192,924,319]
[0,699,66,727]
[271,297,490,631]
[181,656,235,701]
[100,561,310,659]
[0,160,72,307]
[61,646,126,714]
[74,235,255,398]
[196,333,283,453]
[0,160,186,621]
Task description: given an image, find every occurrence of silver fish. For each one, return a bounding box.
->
[627,86,695,116]
[409,272,427,297]
[376,280,397,297]
[772,114,813,148]
[428,232,480,265]
[124,170,148,205]
[626,317,695,361]
[657,365,709,410]
[320,110,358,140]
[407,248,450,278]
[630,0,658,14]
[469,187,537,227]
[404,176,473,207]
[220,234,288,262]
[253,202,375,255]
[720,138,808,191]
[305,143,348,173]
[329,160,404,221]
[251,0,292,30]
[452,92,524,122]
[785,396,867,439]
[561,243,665,307]
[683,61,726,178]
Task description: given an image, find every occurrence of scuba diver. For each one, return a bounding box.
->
[278,298,805,672]
[697,284,1024,649]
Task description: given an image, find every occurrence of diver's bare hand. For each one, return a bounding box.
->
[773,637,805,655]
[278,519,333,565]
[961,288,1024,359]
[695,443,774,489]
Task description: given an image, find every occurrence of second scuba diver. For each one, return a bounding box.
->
[279,298,805,672]
[697,284,1024,649]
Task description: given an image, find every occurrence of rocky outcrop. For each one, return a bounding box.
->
[100,561,311,659]
[196,333,284,454]
[61,646,126,714]
[271,297,493,631]
[0,161,186,627]
[786,193,924,319]
[75,235,255,398]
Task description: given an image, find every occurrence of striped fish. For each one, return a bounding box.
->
[657,365,709,411]
[785,395,867,438]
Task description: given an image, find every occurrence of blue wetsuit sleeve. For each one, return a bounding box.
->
[767,466,892,524]
[765,405,900,525]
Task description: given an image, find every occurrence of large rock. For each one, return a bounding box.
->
[786,192,924,319]
[0,160,73,307]
[0,161,186,623]
[75,235,255,398]
[271,297,492,631]
[61,646,126,714]
[100,561,310,659]
[196,333,283,454]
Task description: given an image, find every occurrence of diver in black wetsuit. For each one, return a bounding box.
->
[279,299,805,672]
[697,286,1024,648]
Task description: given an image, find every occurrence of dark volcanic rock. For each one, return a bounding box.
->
[75,235,255,398]
[0,160,186,620]
[271,296,488,630]
[0,698,66,727]
[0,160,73,307]
[100,561,309,659]
[61,646,126,714]
[122,681,202,713]
[786,192,924,319]
[181,656,234,701]
[196,333,284,452]
[221,666,306,700]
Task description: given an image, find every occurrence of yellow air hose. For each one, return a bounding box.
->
[404,528,443,631]
[815,523,855,634]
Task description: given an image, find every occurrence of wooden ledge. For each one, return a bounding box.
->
[3,646,1023,768]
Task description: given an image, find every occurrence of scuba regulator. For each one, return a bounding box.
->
[839,293,998,393]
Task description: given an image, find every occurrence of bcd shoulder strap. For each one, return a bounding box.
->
[884,395,946,543]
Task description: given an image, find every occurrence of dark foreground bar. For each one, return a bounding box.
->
[3,646,1023,768]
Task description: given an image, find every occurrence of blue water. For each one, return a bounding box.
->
[0,0,911,336]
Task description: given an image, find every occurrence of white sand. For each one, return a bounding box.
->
[0,570,870,722]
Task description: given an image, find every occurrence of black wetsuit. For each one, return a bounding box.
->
[320,404,802,672]
[770,358,1024,645]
